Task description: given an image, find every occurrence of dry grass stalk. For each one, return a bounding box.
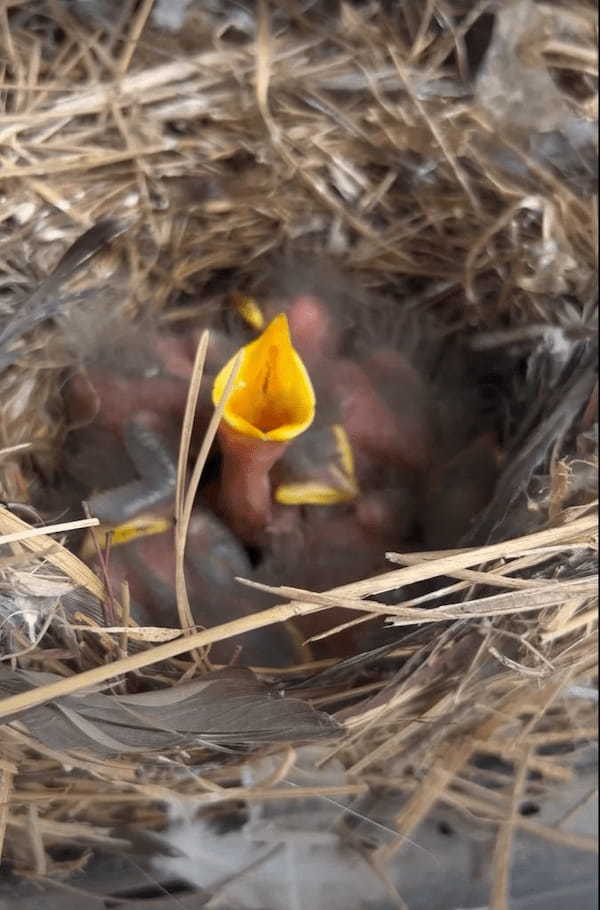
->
[489,747,532,910]
[0,760,16,864]
[0,513,595,719]
[385,777,599,853]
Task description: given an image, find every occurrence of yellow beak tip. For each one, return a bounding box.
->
[212,313,315,441]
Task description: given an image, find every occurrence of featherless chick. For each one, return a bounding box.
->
[57,256,505,665]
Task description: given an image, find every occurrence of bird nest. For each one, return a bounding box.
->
[0,0,597,904]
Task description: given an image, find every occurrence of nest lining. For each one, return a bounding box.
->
[0,0,597,903]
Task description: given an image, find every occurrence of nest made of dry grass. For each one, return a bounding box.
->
[0,0,597,904]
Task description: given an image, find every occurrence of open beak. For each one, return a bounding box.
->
[213,313,315,442]
[274,423,359,506]
[212,313,315,542]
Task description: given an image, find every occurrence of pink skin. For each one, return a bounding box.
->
[287,295,337,364]
[279,295,432,473]
[74,294,447,660]
[66,327,240,440]
[209,299,336,546]
[206,296,332,545]
[65,332,211,533]
[66,334,194,437]
[65,329,229,482]
[152,334,196,380]
[360,348,432,469]
[329,359,431,474]
[216,423,288,545]
[427,431,501,487]
[365,347,425,392]
[355,495,391,534]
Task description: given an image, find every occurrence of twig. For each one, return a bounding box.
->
[0,517,595,720]
[0,516,99,546]
[119,581,130,659]
[0,761,16,864]
[117,0,155,75]
[489,747,531,910]
[173,329,210,634]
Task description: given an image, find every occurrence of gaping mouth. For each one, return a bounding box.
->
[212,313,316,442]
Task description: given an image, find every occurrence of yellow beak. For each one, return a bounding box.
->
[232,292,265,330]
[80,514,172,559]
[212,313,315,441]
[274,424,359,506]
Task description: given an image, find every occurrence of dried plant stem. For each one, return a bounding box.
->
[26,805,46,875]
[489,747,531,910]
[374,685,552,864]
[0,52,234,127]
[0,516,98,546]
[119,581,130,658]
[387,553,559,590]
[377,775,598,854]
[0,507,104,599]
[0,516,594,719]
[241,577,596,623]
[174,348,242,640]
[174,329,210,633]
[0,145,172,180]
[0,760,16,863]
[117,0,156,75]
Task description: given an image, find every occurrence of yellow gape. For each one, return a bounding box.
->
[232,292,265,330]
[212,313,315,442]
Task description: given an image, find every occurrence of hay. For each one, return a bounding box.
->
[0,0,597,903]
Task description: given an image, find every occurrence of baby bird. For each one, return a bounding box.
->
[212,282,433,538]
[87,505,303,668]
[61,256,504,665]
[211,313,316,544]
[212,270,505,656]
[62,317,195,515]
[61,301,240,523]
